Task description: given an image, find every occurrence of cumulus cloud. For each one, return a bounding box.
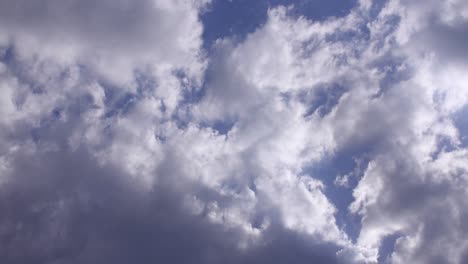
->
[0,0,468,263]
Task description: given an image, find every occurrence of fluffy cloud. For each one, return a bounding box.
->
[342,0,468,263]
[1,0,468,263]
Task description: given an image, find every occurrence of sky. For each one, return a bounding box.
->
[0,0,468,263]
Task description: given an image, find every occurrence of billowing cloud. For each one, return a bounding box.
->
[0,0,468,263]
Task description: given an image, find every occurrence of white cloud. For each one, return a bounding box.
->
[1,0,468,263]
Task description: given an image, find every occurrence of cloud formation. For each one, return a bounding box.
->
[0,0,467,263]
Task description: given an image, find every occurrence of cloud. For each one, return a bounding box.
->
[0,1,357,263]
[0,140,348,264]
[0,0,208,115]
[1,0,468,263]
[341,1,468,263]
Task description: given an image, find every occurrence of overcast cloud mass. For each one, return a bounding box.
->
[0,0,468,263]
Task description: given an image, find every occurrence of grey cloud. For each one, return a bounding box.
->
[0,143,345,264]
[0,0,199,54]
[2,0,468,263]
[0,0,207,90]
[412,19,468,65]
[0,53,350,263]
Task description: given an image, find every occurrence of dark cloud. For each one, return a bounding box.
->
[0,143,344,264]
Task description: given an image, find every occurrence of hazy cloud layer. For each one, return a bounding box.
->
[0,0,467,263]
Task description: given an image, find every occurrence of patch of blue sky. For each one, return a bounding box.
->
[101,71,159,119]
[378,233,402,263]
[301,82,348,118]
[453,105,468,148]
[200,118,238,135]
[201,0,358,49]
[368,0,390,19]
[304,147,371,242]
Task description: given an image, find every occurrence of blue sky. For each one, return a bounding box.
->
[201,0,357,47]
[1,0,468,264]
